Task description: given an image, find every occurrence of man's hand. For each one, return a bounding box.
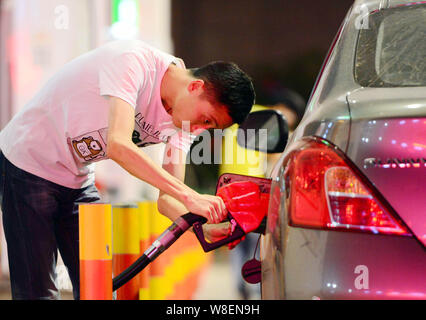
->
[202,222,232,243]
[200,222,245,250]
[183,192,228,224]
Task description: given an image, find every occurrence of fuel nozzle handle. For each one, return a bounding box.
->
[192,213,247,252]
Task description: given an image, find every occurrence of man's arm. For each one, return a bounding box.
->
[157,141,189,221]
[106,96,226,223]
[158,138,232,242]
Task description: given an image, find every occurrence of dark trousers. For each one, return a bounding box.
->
[0,151,100,299]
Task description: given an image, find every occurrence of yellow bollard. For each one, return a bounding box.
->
[137,201,152,300]
[79,203,112,300]
[166,232,212,299]
[134,201,212,300]
[149,201,174,299]
[112,204,140,300]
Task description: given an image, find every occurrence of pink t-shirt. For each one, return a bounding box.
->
[0,40,193,189]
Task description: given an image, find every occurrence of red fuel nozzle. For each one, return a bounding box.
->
[193,181,269,252]
[217,181,269,234]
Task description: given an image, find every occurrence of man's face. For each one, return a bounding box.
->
[171,80,234,134]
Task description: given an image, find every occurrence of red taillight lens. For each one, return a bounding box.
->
[286,138,411,236]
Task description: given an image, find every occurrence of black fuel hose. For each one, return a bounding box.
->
[112,213,207,292]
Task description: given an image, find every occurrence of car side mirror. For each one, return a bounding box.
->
[237,109,289,153]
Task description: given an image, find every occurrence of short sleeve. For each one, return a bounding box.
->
[99,53,144,108]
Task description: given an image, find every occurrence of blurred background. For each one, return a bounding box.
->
[0,0,353,299]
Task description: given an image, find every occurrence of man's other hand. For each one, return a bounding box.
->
[184,193,228,224]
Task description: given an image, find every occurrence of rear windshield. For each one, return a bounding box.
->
[354,4,426,87]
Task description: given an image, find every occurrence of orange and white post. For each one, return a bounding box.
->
[112,204,140,300]
[79,203,113,300]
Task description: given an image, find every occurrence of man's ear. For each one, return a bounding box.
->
[187,79,204,94]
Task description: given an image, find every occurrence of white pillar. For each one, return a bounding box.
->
[6,0,93,114]
[138,0,173,52]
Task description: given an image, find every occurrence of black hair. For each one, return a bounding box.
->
[190,61,255,125]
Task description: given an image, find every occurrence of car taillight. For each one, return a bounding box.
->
[286,138,411,236]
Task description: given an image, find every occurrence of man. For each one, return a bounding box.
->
[0,40,255,299]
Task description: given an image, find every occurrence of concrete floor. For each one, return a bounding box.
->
[193,259,241,300]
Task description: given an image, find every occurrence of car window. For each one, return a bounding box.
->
[354,4,426,87]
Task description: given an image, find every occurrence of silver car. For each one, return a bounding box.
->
[239,0,425,299]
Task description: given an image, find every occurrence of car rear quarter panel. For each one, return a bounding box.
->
[278,227,426,300]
